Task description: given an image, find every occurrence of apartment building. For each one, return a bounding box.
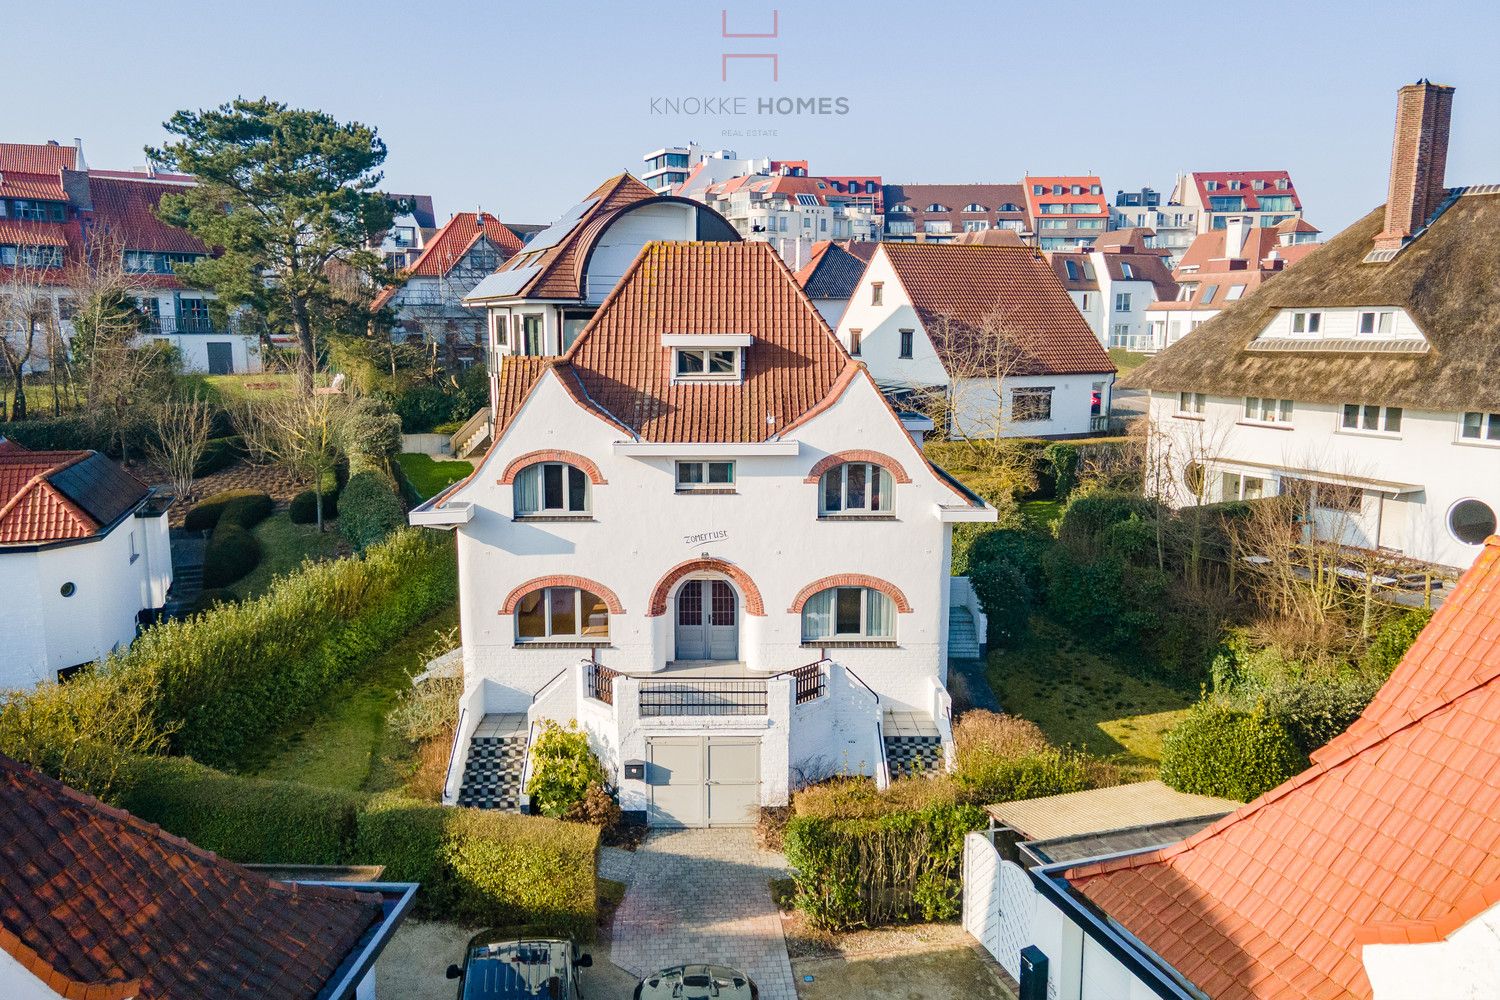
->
[1023,176,1109,250]
[1170,170,1303,233]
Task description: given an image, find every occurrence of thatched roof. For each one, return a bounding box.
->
[1122,188,1500,412]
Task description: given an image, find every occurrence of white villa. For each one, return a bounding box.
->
[1128,80,1500,571]
[411,240,994,826]
[834,242,1117,439]
[0,441,172,687]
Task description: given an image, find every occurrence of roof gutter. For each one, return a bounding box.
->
[1029,856,1207,1000]
[307,881,419,1000]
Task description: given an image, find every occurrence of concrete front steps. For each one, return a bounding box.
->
[883,710,944,778]
[948,605,981,660]
[456,713,528,810]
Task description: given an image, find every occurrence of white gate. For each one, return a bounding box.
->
[962,831,1036,982]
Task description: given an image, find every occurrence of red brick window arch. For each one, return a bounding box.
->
[501,451,606,516]
[647,558,767,617]
[807,451,909,516]
[790,574,911,642]
[501,575,623,642]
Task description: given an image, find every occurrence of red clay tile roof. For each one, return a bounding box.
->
[1022,176,1109,219]
[0,754,381,1000]
[1100,251,1178,302]
[949,228,1026,247]
[501,173,659,301]
[0,142,77,175]
[1066,536,1500,1000]
[1190,170,1301,211]
[1091,228,1167,253]
[0,447,149,545]
[0,171,67,202]
[0,219,70,248]
[372,211,522,309]
[880,243,1115,376]
[87,175,208,256]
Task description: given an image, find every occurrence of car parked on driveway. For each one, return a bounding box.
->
[446,933,593,998]
[634,965,758,1000]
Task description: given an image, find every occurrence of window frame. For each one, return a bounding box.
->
[675,460,736,493]
[1011,386,1055,423]
[1177,391,1206,416]
[848,328,862,356]
[898,329,914,359]
[819,462,895,517]
[1290,311,1322,336]
[870,282,884,306]
[514,586,611,642]
[1339,403,1403,436]
[800,586,896,641]
[1241,397,1294,425]
[673,347,741,381]
[1459,411,1500,445]
[514,462,591,516]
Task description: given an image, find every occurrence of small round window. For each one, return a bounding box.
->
[1449,499,1497,546]
[60,582,76,598]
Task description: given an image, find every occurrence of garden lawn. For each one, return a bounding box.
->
[1107,349,1150,379]
[397,452,473,500]
[988,618,1195,781]
[1019,499,1062,530]
[244,603,460,792]
[228,511,348,601]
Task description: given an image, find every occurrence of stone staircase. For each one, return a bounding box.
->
[456,714,529,810]
[948,605,981,660]
[883,711,944,777]
[161,530,207,620]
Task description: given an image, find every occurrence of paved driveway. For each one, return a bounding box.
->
[607,828,798,1000]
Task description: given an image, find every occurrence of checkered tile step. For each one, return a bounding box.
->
[884,735,944,777]
[456,734,528,810]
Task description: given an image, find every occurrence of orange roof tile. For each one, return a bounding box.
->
[0,142,77,175]
[1066,536,1500,1000]
[0,755,380,1000]
[87,175,208,256]
[0,447,149,545]
[880,243,1115,376]
[0,171,67,202]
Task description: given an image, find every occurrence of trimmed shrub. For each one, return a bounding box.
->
[289,487,340,524]
[794,776,964,822]
[525,720,609,819]
[965,529,1048,649]
[782,803,987,930]
[117,756,361,864]
[201,524,261,588]
[395,385,457,434]
[357,792,598,936]
[952,711,1094,802]
[345,397,404,469]
[1255,676,1383,756]
[0,413,154,457]
[1362,608,1433,675]
[337,470,406,552]
[218,492,273,529]
[108,528,457,768]
[1160,701,1303,802]
[194,435,245,477]
[1054,491,1161,552]
[184,488,271,532]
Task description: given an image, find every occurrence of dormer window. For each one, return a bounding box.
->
[1120,263,1135,279]
[663,334,752,382]
[1358,311,1395,336]
[1275,177,1289,190]
[926,203,949,212]
[1291,311,1322,335]
[963,203,986,212]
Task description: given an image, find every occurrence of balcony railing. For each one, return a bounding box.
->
[585,662,619,706]
[638,679,767,717]
[143,315,242,337]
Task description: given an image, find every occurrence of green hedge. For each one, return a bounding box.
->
[184,489,272,532]
[202,524,261,588]
[1160,701,1304,802]
[194,435,245,477]
[783,803,986,930]
[290,488,340,524]
[337,470,405,552]
[118,756,361,864]
[114,758,599,936]
[110,528,457,768]
[0,413,153,457]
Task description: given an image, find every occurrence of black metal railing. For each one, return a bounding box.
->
[638,679,768,717]
[585,663,618,705]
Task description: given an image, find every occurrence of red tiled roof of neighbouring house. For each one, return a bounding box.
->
[1092,227,1169,255]
[1022,176,1109,218]
[493,241,853,443]
[1190,170,1301,211]
[87,175,207,256]
[506,173,658,301]
[949,228,1026,248]
[1064,535,1500,1000]
[0,142,77,175]
[372,211,523,310]
[0,172,67,202]
[0,220,70,248]
[1047,251,1098,292]
[880,243,1115,376]
[0,754,381,1000]
[0,448,150,545]
[1100,251,1178,302]
[1275,216,1321,234]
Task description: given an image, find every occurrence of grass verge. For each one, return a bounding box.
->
[1019,499,1062,531]
[1108,348,1150,379]
[243,603,460,792]
[396,452,473,500]
[988,617,1194,781]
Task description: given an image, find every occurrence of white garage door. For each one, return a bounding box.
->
[646,737,760,827]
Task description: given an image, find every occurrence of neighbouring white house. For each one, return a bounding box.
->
[1048,240,1178,352]
[1129,80,1500,571]
[373,191,436,270]
[834,242,1117,439]
[0,753,414,1000]
[0,440,171,687]
[1141,214,1323,354]
[1110,189,1198,268]
[411,240,995,826]
[969,532,1500,1000]
[792,239,876,328]
[460,173,741,458]
[370,211,523,368]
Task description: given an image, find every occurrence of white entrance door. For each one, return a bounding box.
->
[647,736,760,827]
[674,580,739,660]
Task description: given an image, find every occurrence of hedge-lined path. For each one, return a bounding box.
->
[608,828,798,1000]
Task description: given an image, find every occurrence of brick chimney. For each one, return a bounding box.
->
[1374,80,1455,251]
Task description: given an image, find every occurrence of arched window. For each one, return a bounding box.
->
[964,203,987,212]
[926,203,949,213]
[516,586,610,640]
[820,462,894,515]
[515,462,590,515]
[801,587,894,640]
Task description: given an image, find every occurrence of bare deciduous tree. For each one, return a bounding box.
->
[233,393,350,531]
[1,245,60,422]
[147,394,215,500]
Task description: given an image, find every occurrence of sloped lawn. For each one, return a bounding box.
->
[228,511,348,601]
[396,452,473,500]
[988,618,1195,781]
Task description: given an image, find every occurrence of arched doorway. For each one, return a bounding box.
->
[674,578,739,661]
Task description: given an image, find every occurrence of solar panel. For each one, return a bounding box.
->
[518,197,600,254]
[465,266,543,302]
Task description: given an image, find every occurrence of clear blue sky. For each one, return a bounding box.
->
[13,1,1500,234]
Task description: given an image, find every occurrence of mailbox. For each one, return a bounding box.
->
[1018,945,1048,1000]
[623,760,647,781]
